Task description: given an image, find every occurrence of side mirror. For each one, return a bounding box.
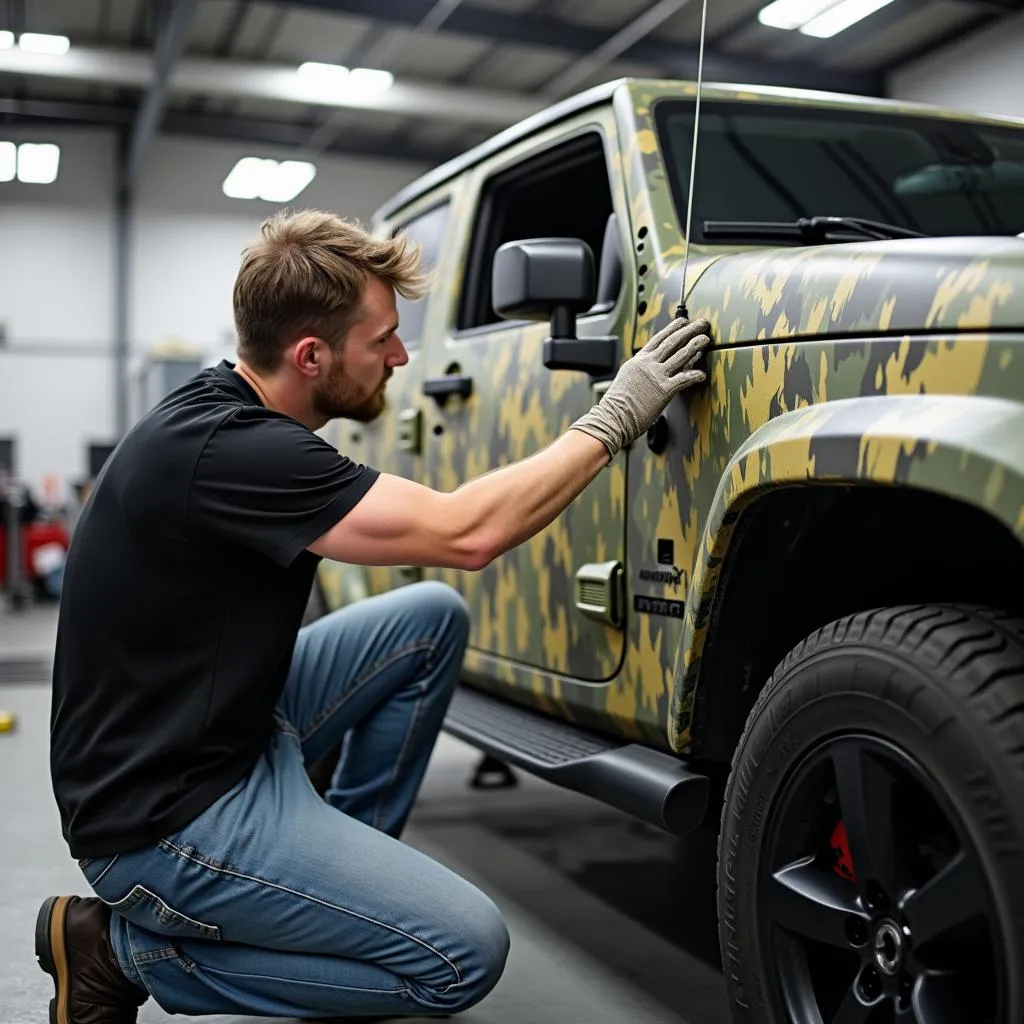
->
[492,238,617,377]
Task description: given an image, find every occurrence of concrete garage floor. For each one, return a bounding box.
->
[0,602,731,1024]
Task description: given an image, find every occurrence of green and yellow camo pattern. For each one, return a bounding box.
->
[318,78,1024,756]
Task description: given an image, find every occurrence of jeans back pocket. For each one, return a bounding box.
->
[107,884,222,942]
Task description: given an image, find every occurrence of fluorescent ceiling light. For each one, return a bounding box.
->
[260,160,317,202]
[800,0,896,35]
[18,32,70,54]
[223,156,269,199]
[0,141,15,181]
[296,61,394,97]
[347,68,394,95]
[297,61,350,85]
[0,30,13,50]
[16,142,60,183]
[757,0,837,30]
[222,156,316,202]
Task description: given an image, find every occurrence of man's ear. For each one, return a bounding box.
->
[293,336,323,376]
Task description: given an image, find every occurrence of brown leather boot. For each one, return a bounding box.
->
[36,895,149,1024]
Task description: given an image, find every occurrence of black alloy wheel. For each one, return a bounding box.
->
[761,733,1000,1023]
[717,605,1024,1024]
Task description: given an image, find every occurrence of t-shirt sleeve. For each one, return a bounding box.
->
[187,410,379,567]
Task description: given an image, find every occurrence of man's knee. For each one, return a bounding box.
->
[419,580,469,625]
[410,581,470,649]
[441,897,510,1013]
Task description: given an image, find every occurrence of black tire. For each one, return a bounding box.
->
[717,604,1024,1024]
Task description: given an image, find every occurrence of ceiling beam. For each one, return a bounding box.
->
[713,0,1022,52]
[0,45,544,128]
[124,0,199,193]
[0,96,462,166]
[162,109,461,164]
[275,0,885,94]
[300,0,469,158]
[808,0,1020,68]
[542,0,696,100]
[0,97,133,125]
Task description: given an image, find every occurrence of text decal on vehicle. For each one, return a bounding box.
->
[633,594,685,619]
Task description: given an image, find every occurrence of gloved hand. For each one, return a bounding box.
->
[569,316,710,458]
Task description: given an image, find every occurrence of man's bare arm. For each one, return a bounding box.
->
[309,315,711,571]
[308,429,609,571]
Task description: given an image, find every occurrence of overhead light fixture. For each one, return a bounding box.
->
[757,0,837,30]
[757,0,895,35]
[799,0,896,36]
[16,142,60,183]
[222,157,317,203]
[297,61,351,87]
[296,61,394,98]
[0,30,13,50]
[347,68,394,95]
[18,32,71,55]
[0,141,15,182]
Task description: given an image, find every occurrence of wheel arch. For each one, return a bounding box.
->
[669,393,1024,761]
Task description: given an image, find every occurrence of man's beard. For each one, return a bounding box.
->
[313,364,390,423]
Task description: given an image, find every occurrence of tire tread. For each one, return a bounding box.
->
[716,601,1024,1023]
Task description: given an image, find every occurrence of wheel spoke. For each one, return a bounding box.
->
[831,743,904,897]
[765,858,864,949]
[830,983,875,1024]
[901,851,986,948]
[912,970,972,1024]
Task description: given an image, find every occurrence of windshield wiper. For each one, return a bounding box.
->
[703,216,926,244]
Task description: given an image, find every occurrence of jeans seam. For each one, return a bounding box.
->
[135,948,179,964]
[122,920,154,994]
[371,678,429,831]
[159,838,462,988]
[298,638,437,744]
[92,855,120,887]
[201,965,409,995]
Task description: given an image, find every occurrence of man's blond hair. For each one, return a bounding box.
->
[233,209,428,371]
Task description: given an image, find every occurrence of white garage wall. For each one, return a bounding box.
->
[0,129,118,501]
[0,126,428,500]
[887,11,1024,120]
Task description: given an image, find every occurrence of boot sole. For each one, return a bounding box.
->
[36,895,70,1024]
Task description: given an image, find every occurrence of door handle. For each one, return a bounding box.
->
[422,374,473,404]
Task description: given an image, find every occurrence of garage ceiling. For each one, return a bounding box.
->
[1,0,1022,182]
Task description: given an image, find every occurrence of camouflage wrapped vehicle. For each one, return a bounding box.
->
[313,78,1024,1023]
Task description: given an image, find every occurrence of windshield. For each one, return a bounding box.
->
[655,100,1024,242]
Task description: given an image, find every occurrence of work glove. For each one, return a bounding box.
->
[569,316,710,458]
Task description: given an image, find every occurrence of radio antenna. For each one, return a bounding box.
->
[676,0,709,320]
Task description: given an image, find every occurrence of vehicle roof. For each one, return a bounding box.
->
[373,76,1024,224]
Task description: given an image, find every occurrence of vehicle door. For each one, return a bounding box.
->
[317,192,454,609]
[420,113,634,682]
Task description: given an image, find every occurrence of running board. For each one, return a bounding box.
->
[443,686,710,835]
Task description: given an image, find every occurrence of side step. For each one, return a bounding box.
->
[443,685,710,835]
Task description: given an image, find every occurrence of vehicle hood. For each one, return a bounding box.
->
[685,235,1024,345]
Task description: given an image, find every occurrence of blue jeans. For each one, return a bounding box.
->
[77,581,510,1018]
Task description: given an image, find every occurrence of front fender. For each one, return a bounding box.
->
[668,392,1024,751]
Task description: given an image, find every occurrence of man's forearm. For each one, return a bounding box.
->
[449,428,610,566]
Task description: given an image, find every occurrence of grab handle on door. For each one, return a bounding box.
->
[422,374,473,405]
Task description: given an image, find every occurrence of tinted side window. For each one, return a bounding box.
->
[458,133,615,331]
[391,200,451,349]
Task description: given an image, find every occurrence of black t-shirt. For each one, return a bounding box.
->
[50,361,378,859]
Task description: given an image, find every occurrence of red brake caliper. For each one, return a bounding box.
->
[831,820,857,882]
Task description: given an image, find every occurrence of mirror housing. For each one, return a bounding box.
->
[492,237,595,327]
[492,238,617,377]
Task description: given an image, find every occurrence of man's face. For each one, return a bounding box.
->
[313,276,409,423]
